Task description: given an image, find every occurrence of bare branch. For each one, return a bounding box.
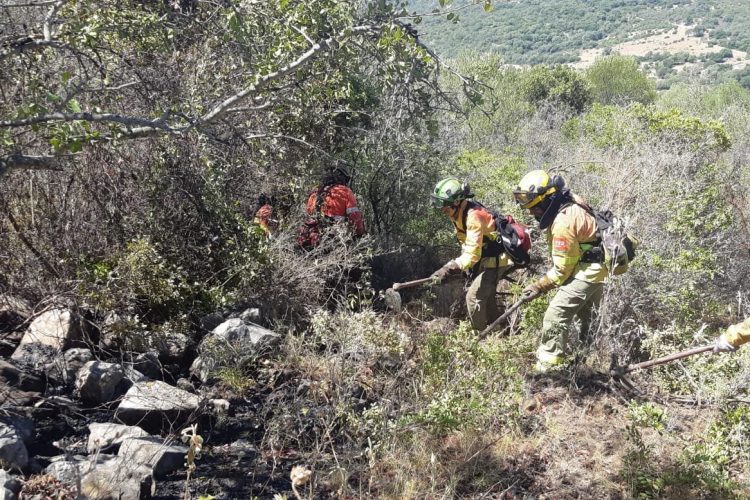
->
[2,1,57,7]
[0,38,86,62]
[0,154,63,176]
[0,112,178,132]
[196,25,375,127]
[44,0,66,41]
[244,133,332,156]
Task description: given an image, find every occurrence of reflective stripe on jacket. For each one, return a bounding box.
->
[725,318,750,348]
[545,194,608,285]
[306,184,366,236]
[451,200,510,271]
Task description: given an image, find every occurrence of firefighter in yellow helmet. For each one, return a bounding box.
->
[713,318,750,353]
[430,177,514,331]
[513,170,607,372]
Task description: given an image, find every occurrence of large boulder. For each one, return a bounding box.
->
[46,454,153,500]
[190,319,280,382]
[87,423,150,453]
[75,361,125,403]
[115,381,204,432]
[118,436,188,478]
[11,309,81,369]
[0,423,28,471]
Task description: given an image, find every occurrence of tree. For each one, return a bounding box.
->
[585,54,657,106]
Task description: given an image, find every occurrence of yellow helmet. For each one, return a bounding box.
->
[513,170,563,209]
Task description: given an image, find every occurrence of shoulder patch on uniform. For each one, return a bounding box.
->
[553,237,570,252]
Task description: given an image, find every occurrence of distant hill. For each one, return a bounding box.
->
[408,0,750,88]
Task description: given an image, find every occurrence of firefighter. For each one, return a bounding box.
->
[430,177,514,331]
[513,170,607,372]
[253,193,277,238]
[713,318,750,353]
[298,166,365,249]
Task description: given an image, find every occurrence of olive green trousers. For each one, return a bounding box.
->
[536,278,604,365]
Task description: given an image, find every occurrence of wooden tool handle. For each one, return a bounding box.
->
[392,277,436,291]
[624,345,714,373]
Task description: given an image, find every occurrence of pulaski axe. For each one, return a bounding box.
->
[384,277,439,312]
[610,344,715,376]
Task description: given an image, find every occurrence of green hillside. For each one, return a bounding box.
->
[408,0,750,88]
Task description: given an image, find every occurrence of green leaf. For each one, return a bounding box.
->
[67,99,81,113]
[484,0,492,12]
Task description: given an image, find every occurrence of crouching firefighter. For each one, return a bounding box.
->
[298,166,366,250]
[513,170,611,373]
[713,318,750,353]
[430,177,531,331]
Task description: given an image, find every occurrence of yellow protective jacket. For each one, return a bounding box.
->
[545,194,608,285]
[723,318,750,348]
[450,200,511,272]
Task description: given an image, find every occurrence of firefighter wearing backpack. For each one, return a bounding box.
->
[298,166,366,249]
[713,318,750,353]
[430,177,527,331]
[513,170,607,373]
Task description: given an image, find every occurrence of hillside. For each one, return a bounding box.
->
[408,0,750,88]
[2,0,750,499]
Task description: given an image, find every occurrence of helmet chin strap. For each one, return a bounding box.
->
[538,189,571,230]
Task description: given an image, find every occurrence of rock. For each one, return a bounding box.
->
[87,423,150,453]
[0,469,21,500]
[199,312,224,332]
[119,436,188,478]
[210,398,230,414]
[44,348,92,385]
[191,319,280,382]
[45,454,88,486]
[0,359,44,392]
[0,423,28,471]
[131,351,162,379]
[157,332,189,362]
[175,377,195,393]
[75,361,125,403]
[46,454,153,500]
[115,381,204,432]
[0,384,42,408]
[12,308,80,353]
[0,414,33,445]
[239,307,261,323]
[8,343,59,373]
[81,456,153,500]
[122,365,148,384]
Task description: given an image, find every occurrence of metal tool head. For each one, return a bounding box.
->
[384,287,402,312]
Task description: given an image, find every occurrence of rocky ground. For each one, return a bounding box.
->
[2,293,747,499]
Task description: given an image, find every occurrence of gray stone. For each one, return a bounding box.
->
[87,423,150,453]
[115,381,203,431]
[239,307,261,323]
[75,361,125,403]
[0,359,43,391]
[45,348,93,385]
[12,309,80,355]
[191,319,279,382]
[119,436,188,477]
[46,454,153,500]
[0,469,21,500]
[0,423,28,470]
[131,351,162,379]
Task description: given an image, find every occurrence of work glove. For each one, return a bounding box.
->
[713,335,738,354]
[522,276,555,301]
[431,260,460,284]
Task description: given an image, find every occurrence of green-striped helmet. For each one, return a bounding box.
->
[431,177,473,207]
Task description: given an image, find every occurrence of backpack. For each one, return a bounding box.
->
[296,185,333,250]
[576,205,637,275]
[458,201,532,272]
